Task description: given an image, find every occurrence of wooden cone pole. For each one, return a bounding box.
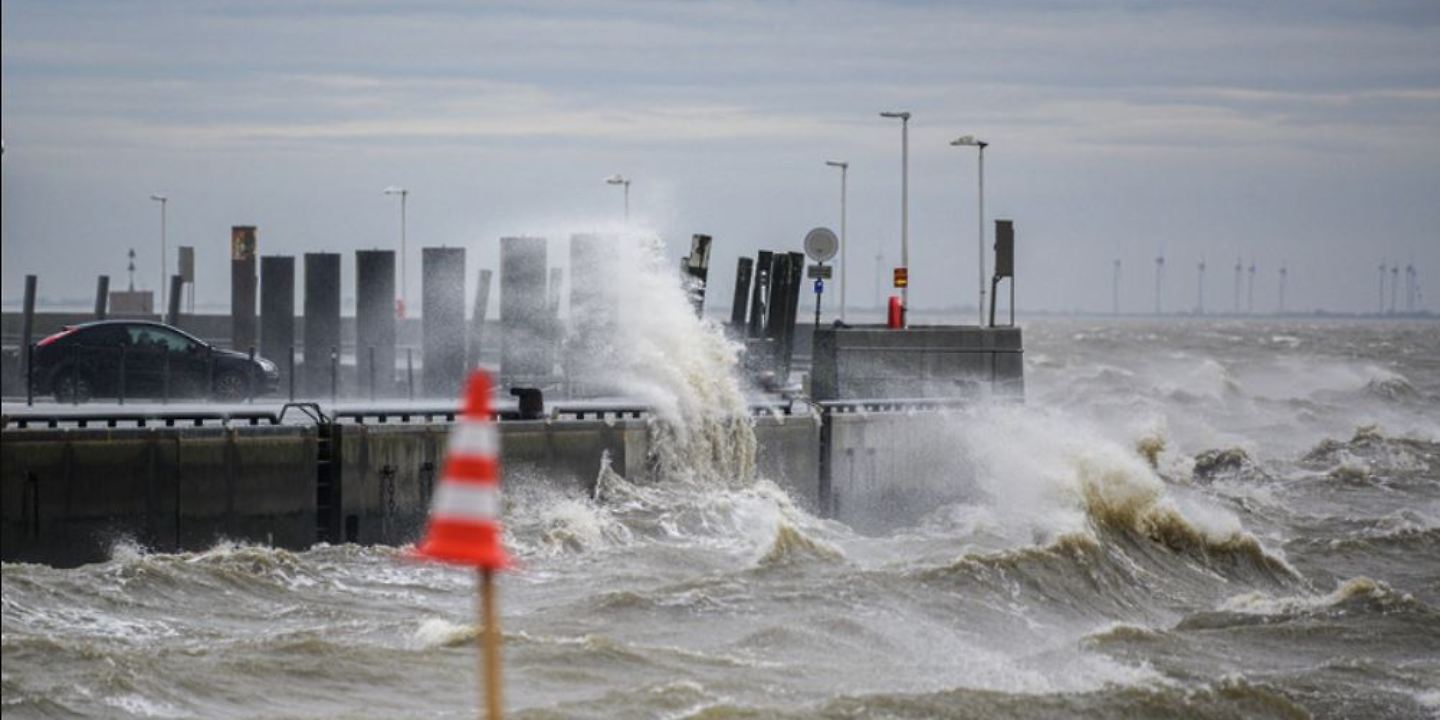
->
[478,569,503,720]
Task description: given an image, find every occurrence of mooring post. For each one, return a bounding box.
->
[20,275,37,383]
[368,346,376,401]
[406,348,415,401]
[94,275,110,320]
[26,344,34,407]
[330,346,339,405]
[288,345,296,401]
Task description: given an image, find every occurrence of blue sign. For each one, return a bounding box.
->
[814,279,824,294]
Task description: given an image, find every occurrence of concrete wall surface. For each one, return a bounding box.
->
[4,407,963,565]
[2,426,317,566]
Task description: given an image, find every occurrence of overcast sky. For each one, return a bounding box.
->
[3,0,1437,315]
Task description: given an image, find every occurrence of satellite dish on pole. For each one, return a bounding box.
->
[804,227,839,263]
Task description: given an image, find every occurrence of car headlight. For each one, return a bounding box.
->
[258,358,277,372]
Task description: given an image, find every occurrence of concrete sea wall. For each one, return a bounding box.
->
[2,408,852,567]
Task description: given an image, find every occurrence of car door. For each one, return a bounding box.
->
[150,327,210,398]
[123,324,170,397]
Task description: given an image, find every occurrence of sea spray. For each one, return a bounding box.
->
[566,231,756,487]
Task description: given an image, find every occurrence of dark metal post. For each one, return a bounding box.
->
[368,346,376,401]
[118,346,127,405]
[247,346,256,403]
[406,348,414,400]
[167,274,184,326]
[748,252,772,340]
[814,266,824,330]
[288,345,296,401]
[95,275,110,319]
[26,344,35,407]
[730,257,753,333]
[330,346,339,405]
[70,341,80,406]
[207,350,215,402]
[20,275,37,382]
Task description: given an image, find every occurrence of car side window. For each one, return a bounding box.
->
[154,329,200,353]
[127,327,196,353]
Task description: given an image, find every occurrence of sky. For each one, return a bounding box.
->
[2,0,1437,315]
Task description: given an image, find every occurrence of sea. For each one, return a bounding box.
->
[4,298,1439,718]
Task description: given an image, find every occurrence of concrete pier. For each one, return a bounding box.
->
[356,250,397,397]
[500,237,550,388]
[259,256,295,372]
[303,253,342,397]
[421,247,466,398]
[230,227,258,353]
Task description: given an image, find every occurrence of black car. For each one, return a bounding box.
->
[31,320,279,402]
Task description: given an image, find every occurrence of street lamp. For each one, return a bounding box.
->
[825,160,849,322]
[382,186,408,316]
[879,111,910,325]
[950,135,988,325]
[149,194,168,312]
[605,174,631,223]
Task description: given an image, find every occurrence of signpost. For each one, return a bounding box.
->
[804,228,838,329]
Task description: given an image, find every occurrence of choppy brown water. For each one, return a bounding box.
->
[4,318,1439,719]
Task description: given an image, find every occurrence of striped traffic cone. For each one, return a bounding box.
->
[415,370,510,570]
[413,370,509,720]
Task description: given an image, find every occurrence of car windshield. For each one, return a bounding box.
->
[128,326,199,353]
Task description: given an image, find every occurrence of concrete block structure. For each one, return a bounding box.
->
[811,325,1024,401]
[421,247,466,398]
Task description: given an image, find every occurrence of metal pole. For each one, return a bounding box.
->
[977,143,986,326]
[158,198,167,312]
[400,191,409,316]
[623,181,630,223]
[901,117,909,327]
[288,345,296,402]
[407,348,415,401]
[118,346,126,405]
[368,346,376,401]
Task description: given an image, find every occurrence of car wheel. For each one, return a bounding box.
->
[52,369,93,403]
[212,371,251,402]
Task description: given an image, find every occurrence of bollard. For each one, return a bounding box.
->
[118,346,127,406]
[288,345,296,401]
[330,346,339,405]
[26,344,34,407]
[368,346,376,401]
[888,296,903,329]
[70,342,80,406]
[407,348,415,400]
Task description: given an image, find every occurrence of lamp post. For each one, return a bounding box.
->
[879,111,910,325]
[605,174,631,223]
[950,135,988,324]
[825,160,849,322]
[149,194,167,312]
[383,186,409,316]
